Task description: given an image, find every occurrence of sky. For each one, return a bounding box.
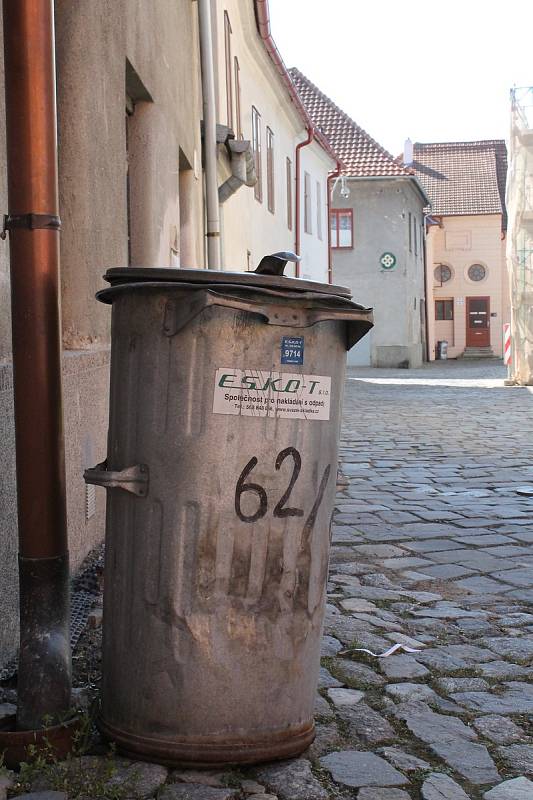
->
[269,0,533,158]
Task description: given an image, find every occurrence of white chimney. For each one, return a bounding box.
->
[403,138,413,166]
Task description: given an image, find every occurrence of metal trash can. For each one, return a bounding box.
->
[85,262,373,767]
[437,340,448,360]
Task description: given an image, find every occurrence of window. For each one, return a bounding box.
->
[286,158,292,230]
[252,107,262,202]
[414,217,418,256]
[434,264,452,284]
[224,12,233,129]
[408,212,412,252]
[330,209,353,248]
[468,263,487,282]
[435,299,454,320]
[304,172,312,234]
[316,181,322,240]
[234,57,242,139]
[266,127,274,213]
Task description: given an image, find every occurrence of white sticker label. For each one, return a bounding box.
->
[213,368,331,420]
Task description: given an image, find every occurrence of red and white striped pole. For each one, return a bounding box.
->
[503,323,512,365]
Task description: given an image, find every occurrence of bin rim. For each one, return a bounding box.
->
[101,266,352,299]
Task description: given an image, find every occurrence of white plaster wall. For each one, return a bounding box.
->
[298,145,330,283]
[213,1,332,277]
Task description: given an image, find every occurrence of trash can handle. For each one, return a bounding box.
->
[254,250,300,276]
[163,289,373,350]
[84,460,149,497]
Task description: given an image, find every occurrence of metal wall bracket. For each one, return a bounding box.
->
[1,213,61,239]
[84,460,149,497]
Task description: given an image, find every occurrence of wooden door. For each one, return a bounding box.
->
[466,297,490,347]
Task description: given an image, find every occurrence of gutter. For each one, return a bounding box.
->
[198,0,221,269]
[253,0,337,162]
[218,139,256,204]
[2,0,71,730]
[294,128,314,276]
[327,161,343,284]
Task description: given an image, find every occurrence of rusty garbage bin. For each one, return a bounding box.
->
[85,261,373,767]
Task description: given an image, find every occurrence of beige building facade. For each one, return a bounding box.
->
[412,141,508,361]
[0,0,205,668]
[427,215,509,359]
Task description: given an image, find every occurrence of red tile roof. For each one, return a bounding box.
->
[411,140,507,226]
[289,68,412,178]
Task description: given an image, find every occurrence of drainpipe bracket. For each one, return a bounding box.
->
[1,213,61,239]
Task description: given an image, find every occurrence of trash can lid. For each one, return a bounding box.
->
[101,267,352,299]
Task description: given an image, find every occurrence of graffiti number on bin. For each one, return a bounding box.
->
[235,447,331,526]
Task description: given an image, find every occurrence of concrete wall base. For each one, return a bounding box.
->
[373,344,423,369]
[0,349,109,668]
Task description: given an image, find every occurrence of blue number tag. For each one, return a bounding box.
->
[281,336,304,365]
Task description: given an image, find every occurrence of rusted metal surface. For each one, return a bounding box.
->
[88,268,372,766]
[3,0,71,729]
[0,710,81,769]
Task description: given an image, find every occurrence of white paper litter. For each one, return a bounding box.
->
[337,642,422,658]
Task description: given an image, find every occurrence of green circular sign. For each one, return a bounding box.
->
[380,252,396,270]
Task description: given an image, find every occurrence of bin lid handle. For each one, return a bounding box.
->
[255,251,300,276]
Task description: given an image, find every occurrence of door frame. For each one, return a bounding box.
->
[466,296,490,348]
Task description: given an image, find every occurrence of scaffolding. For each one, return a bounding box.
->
[507,86,533,384]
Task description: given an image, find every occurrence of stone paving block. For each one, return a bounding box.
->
[496,745,533,775]
[481,636,533,660]
[382,556,434,570]
[427,738,500,785]
[330,658,385,687]
[403,539,465,553]
[452,534,514,546]
[319,751,409,788]
[338,702,395,744]
[318,667,343,689]
[483,777,533,799]
[417,563,477,579]
[385,683,436,703]
[255,759,328,800]
[160,787,238,800]
[477,661,529,679]
[420,773,470,800]
[351,544,408,558]
[358,789,411,800]
[472,714,526,744]
[314,693,334,719]
[451,682,533,714]
[455,575,511,594]
[492,568,533,587]
[326,687,364,707]
[379,747,430,772]
[435,677,489,693]
[379,655,431,679]
[410,604,487,620]
[320,635,343,657]
[307,721,345,759]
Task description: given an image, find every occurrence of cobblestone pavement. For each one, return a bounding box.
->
[3,359,533,800]
[316,359,533,799]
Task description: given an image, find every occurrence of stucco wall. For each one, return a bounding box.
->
[0,0,204,668]
[428,214,509,359]
[213,0,332,276]
[331,178,427,367]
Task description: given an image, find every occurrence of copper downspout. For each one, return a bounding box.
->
[294,128,313,277]
[327,161,342,284]
[3,0,71,729]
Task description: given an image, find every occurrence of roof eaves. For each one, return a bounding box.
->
[253,1,339,165]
